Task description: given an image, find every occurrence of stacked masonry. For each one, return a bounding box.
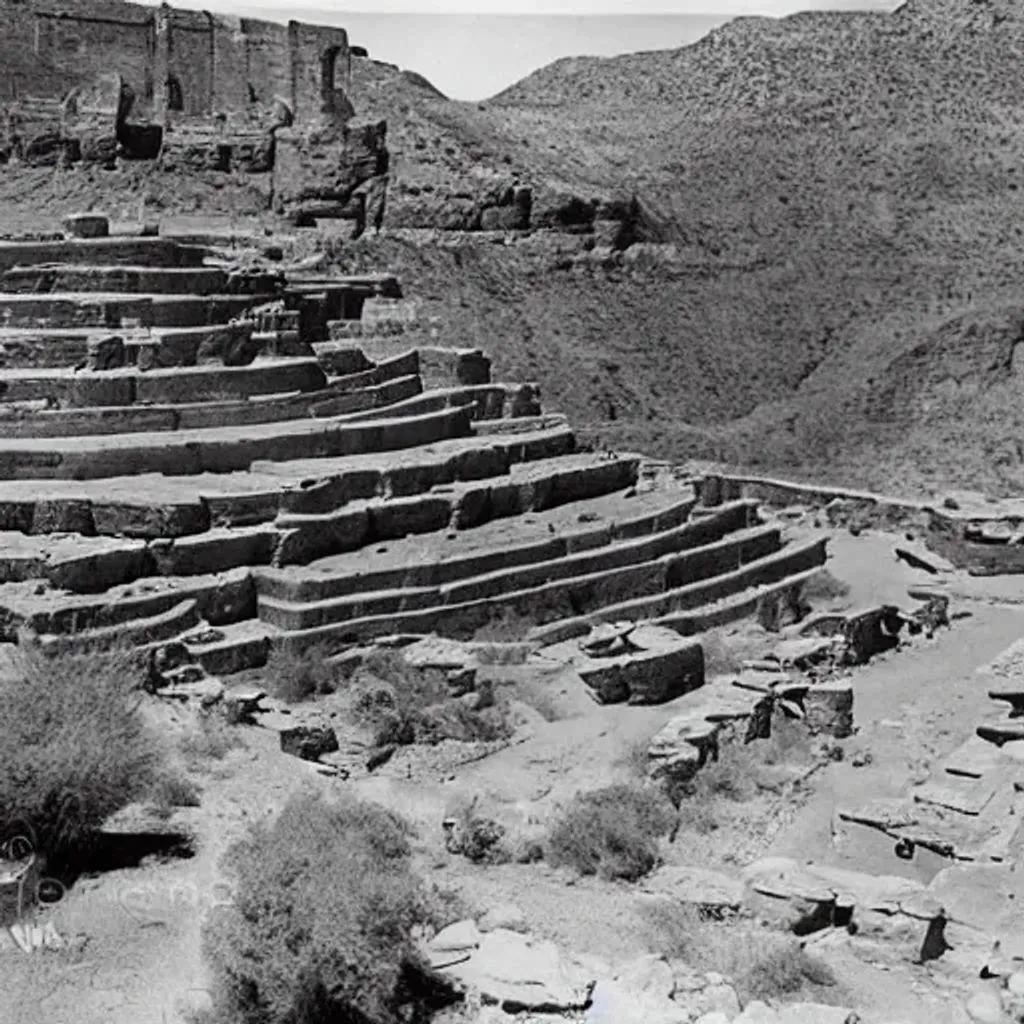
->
[0,231,828,676]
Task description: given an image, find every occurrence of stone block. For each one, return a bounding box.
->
[578,641,704,705]
[804,681,854,738]
[86,335,125,371]
[63,213,109,239]
[279,725,339,762]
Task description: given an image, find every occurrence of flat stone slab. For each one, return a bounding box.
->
[914,777,998,818]
[943,734,1009,779]
[439,929,595,1013]
[0,403,474,480]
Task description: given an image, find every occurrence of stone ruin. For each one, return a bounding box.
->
[0,213,828,698]
[0,0,388,228]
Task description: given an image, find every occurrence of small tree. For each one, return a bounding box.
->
[201,791,444,1024]
[0,645,158,864]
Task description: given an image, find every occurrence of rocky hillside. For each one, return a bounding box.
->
[343,0,1024,496]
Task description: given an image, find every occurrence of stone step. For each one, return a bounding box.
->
[0,402,475,480]
[256,488,704,603]
[322,348,420,391]
[0,322,265,371]
[472,414,570,435]
[0,238,209,274]
[33,597,202,655]
[257,521,779,631]
[0,372,421,439]
[265,539,813,656]
[0,566,255,639]
[0,424,575,543]
[312,339,374,376]
[528,540,830,644]
[0,292,278,329]
[1,265,239,297]
[271,452,638,566]
[186,618,275,676]
[315,382,540,425]
[0,357,328,409]
[0,329,93,369]
[356,341,491,388]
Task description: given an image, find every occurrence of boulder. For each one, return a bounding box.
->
[440,928,595,1013]
[742,858,836,932]
[965,986,1008,1024]
[614,954,675,1000]
[422,922,479,970]
[279,725,339,762]
[804,682,854,738]
[586,979,689,1024]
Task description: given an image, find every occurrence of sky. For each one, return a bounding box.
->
[136,1,903,101]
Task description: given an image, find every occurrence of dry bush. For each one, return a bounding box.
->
[499,674,565,722]
[265,644,338,704]
[801,570,852,606]
[148,769,202,820]
[545,784,677,881]
[471,608,537,644]
[668,713,813,823]
[354,652,515,748]
[642,902,838,1004]
[199,791,446,1024]
[179,714,243,770]
[472,643,532,666]
[0,645,158,861]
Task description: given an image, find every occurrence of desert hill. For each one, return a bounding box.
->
[349,0,1024,496]
[3,0,1024,494]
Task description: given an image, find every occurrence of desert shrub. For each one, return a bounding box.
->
[444,793,508,863]
[472,643,532,666]
[471,608,537,643]
[200,791,443,1024]
[148,769,202,819]
[353,654,515,747]
[500,674,565,722]
[801,569,852,606]
[265,645,337,704]
[0,646,158,860]
[545,784,677,881]
[734,936,837,1003]
[642,903,838,1004]
[179,714,242,770]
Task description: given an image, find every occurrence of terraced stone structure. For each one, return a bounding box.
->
[0,220,827,681]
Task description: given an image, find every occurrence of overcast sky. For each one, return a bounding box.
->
[138,1,902,100]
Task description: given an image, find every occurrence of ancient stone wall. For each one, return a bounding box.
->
[0,0,154,108]
[0,0,351,126]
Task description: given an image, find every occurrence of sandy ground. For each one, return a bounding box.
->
[4,523,1024,1024]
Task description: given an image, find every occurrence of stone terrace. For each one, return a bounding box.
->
[0,221,828,677]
